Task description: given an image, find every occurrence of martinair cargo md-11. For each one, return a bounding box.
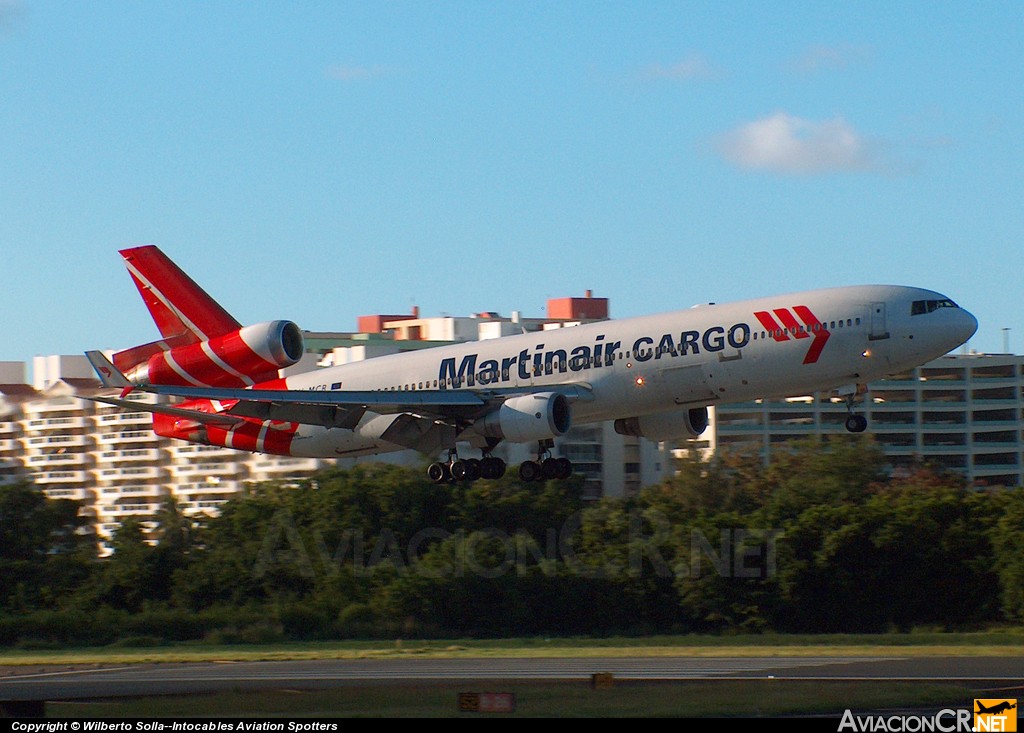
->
[87,246,978,483]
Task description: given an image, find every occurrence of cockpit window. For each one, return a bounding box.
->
[911,299,958,316]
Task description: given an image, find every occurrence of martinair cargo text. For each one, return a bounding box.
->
[87,246,978,483]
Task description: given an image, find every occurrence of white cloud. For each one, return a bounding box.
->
[789,43,872,73]
[714,112,893,175]
[638,54,719,82]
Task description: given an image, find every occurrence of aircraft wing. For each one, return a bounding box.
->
[138,381,593,423]
[85,350,593,429]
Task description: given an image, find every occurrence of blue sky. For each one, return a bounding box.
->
[1,1,1021,363]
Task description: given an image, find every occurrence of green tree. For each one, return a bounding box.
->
[772,467,1000,631]
[0,481,94,611]
[990,489,1024,622]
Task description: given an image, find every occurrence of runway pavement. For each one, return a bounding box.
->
[1,656,1022,702]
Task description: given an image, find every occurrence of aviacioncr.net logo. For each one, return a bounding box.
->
[975,699,1017,732]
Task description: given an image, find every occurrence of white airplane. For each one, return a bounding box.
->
[87,246,977,483]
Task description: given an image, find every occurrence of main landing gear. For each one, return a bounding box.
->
[426,440,575,484]
[518,440,573,482]
[427,449,507,484]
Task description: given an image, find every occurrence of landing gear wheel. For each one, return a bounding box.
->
[480,456,506,480]
[845,414,868,433]
[427,462,450,484]
[464,458,482,481]
[519,460,541,482]
[555,457,573,479]
[542,457,561,480]
[451,459,469,481]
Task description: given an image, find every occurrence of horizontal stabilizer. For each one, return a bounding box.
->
[85,350,133,390]
[85,395,241,425]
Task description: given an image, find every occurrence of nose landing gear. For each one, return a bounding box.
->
[841,385,868,433]
[844,413,868,433]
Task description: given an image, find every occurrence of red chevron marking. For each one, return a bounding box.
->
[792,305,831,364]
[754,311,788,341]
[773,308,809,339]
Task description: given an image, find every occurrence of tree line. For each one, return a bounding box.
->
[2,437,1023,646]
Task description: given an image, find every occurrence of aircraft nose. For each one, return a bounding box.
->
[955,308,979,346]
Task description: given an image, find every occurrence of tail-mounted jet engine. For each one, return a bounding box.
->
[116,320,304,388]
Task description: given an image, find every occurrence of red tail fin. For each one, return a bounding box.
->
[119,245,240,343]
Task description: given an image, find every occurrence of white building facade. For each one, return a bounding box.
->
[704,353,1024,488]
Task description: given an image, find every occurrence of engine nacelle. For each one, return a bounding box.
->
[614,407,709,441]
[122,320,304,388]
[478,392,572,443]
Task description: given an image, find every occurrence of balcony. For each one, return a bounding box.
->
[95,412,152,426]
[31,470,89,484]
[250,457,321,473]
[24,434,90,449]
[23,398,87,414]
[97,504,161,517]
[97,466,163,481]
[25,416,90,431]
[40,488,94,501]
[99,485,165,499]
[96,448,162,463]
[25,453,88,468]
[96,430,157,445]
[176,479,244,496]
[168,462,241,478]
[169,444,237,458]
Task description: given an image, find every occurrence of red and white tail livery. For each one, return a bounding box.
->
[112,246,303,388]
